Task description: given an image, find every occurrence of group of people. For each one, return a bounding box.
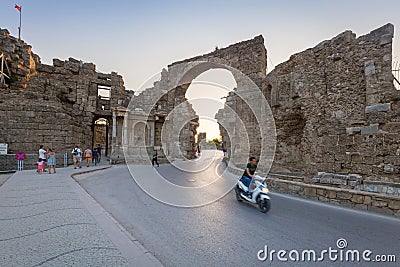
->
[36,145,57,174]
[71,144,102,169]
[34,144,103,174]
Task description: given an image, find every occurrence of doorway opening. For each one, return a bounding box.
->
[184,68,236,158]
[93,118,110,156]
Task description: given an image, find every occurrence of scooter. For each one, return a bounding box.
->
[235,174,271,213]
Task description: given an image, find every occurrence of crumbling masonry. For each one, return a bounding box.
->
[1,24,399,188]
[0,28,133,166]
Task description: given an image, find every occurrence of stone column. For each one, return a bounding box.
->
[123,118,128,145]
[149,120,155,146]
[111,110,117,160]
[112,111,117,138]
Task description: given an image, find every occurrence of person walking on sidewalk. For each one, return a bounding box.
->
[92,148,98,166]
[38,145,47,172]
[97,144,102,162]
[152,149,159,167]
[47,149,56,174]
[84,147,93,167]
[72,145,82,169]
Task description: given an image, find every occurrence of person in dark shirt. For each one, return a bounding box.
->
[97,144,102,162]
[152,149,159,167]
[92,148,98,165]
[242,157,258,194]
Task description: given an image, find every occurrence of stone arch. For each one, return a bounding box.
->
[127,35,269,164]
[168,62,247,159]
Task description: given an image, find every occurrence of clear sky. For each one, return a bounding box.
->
[1,0,399,138]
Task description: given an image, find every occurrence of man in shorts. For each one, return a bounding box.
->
[83,147,92,167]
[72,145,82,169]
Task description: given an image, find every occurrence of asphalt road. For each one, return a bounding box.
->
[76,152,400,267]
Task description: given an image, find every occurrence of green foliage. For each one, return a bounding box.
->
[207,137,222,149]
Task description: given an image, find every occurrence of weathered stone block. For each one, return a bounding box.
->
[288,185,301,191]
[337,192,352,200]
[331,178,347,185]
[318,196,329,202]
[364,61,376,76]
[380,34,393,46]
[304,187,317,197]
[388,200,400,210]
[346,127,361,135]
[53,58,64,67]
[365,103,391,113]
[360,124,379,135]
[371,200,388,207]
[351,194,364,204]
[316,189,325,196]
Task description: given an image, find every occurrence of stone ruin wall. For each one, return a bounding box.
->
[221,23,399,182]
[1,22,398,183]
[129,36,267,160]
[0,28,133,158]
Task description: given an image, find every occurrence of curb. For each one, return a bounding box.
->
[0,171,16,187]
[70,165,112,178]
[69,165,163,266]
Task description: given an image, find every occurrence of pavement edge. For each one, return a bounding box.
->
[70,166,164,267]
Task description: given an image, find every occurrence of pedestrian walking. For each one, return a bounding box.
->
[72,145,82,169]
[97,144,102,162]
[222,147,227,157]
[38,145,47,172]
[152,149,159,167]
[47,149,56,174]
[84,147,92,167]
[92,148,98,166]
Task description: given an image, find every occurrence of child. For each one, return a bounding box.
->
[47,149,56,174]
[35,158,45,174]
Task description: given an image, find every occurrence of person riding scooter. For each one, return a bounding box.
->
[241,156,258,196]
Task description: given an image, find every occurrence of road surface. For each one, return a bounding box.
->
[75,151,400,266]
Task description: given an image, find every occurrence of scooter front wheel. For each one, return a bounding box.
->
[258,199,271,213]
[234,187,242,202]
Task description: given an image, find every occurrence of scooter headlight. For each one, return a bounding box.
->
[262,187,269,194]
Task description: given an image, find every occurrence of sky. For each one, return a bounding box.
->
[1,0,399,139]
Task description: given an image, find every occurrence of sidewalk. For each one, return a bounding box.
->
[0,161,162,266]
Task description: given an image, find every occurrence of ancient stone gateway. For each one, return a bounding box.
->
[122,36,275,169]
[123,23,400,189]
[1,23,399,193]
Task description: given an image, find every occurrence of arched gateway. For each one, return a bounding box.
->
[119,36,274,168]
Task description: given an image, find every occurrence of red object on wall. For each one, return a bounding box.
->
[15,152,26,160]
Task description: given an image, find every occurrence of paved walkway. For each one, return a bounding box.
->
[0,161,162,266]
